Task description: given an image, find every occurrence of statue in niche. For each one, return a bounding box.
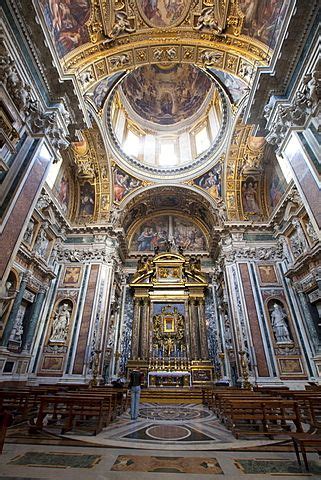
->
[23,219,35,244]
[8,306,24,345]
[0,281,16,319]
[50,303,71,343]
[290,218,308,257]
[242,178,260,215]
[34,229,49,257]
[270,303,292,344]
[223,315,233,350]
[305,220,318,243]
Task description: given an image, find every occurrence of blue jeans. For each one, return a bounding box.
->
[130,385,141,419]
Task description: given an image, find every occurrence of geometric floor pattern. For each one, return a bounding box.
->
[1,445,321,479]
[64,403,279,450]
[111,455,223,473]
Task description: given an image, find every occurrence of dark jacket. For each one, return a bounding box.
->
[129,370,142,387]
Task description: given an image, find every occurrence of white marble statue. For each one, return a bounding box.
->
[271,303,292,343]
[0,281,15,319]
[50,303,71,342]
[8,305,24,344]
[23,219,34,244]
[34,229,49,257]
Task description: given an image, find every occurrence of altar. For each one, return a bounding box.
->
[127,251,214,387]
[148,370,191,388]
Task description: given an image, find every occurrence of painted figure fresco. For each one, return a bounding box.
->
[265,154,287,214]
[194,165,222,199]
[92,72,123,110]
[238,0,289,49]
[209,69,248,103]
[242,177,260,216]
[134,216,169,252]
[121,64,211,125]
[173,218,206,251]
[114,168,142,203]
[79,181,95,216]
[40,0,91,58]
[54,172,70,214]
[131,215,206,252]
[137,0,189,27]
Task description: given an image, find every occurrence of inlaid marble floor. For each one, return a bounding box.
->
[64,403,281,450]
[0,443,320,480]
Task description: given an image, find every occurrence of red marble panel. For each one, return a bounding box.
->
[288,148,321,228]
[239,263,269,377]
[0,151,49,279]
[72,265,99,374]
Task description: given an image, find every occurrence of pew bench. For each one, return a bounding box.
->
[225,399,302,439]
[29,393,114,436]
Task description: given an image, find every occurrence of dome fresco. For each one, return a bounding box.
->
[120,64,212,126]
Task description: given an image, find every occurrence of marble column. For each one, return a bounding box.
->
[23,286,47,351]
[131,298,141,359]
[198,299,209,359]
[1,272,29,346]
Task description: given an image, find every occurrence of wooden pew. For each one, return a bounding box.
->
[29,393,114,436]
[225,399,303,439]
[290,398,321,471]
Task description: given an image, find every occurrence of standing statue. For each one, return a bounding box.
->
[23,219,34,244]
[270,303,292,343]
[8,307,24,345]
[34,229,49,257]
[0,281,15,319]
[50,303,71,342]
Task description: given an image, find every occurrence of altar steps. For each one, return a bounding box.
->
[141,387,203,404]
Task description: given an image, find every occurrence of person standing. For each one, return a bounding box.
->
[129,369,143,420]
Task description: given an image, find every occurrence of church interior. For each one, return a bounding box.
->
[0,0,320,478]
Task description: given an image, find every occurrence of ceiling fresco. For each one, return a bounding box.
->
[208,69,248,103]
[90,72,124,110]
[137,0,190,27]
[120,64,212,126]
[130,214,207,253]
[238,0,289,48]
[39,0,91,58]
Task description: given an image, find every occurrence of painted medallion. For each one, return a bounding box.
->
[137,0,190,28]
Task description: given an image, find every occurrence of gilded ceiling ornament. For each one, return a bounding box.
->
[136,0,191,28]
[103,11,136,44]
[194,7,223,34]
[109,53,130,69]
[201,50,223,66]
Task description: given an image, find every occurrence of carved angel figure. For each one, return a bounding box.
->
[195,7,222,33]
[104,12,135,43]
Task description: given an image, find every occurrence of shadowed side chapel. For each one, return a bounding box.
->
[0,1,320,478]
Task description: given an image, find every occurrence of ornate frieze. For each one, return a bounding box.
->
[0,40,70,153]
[265,60,321,149]
[222,245,282,263]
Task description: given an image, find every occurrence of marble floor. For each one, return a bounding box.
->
[1,403,321,479]
[64,403,292,450]
[1,444,321,480]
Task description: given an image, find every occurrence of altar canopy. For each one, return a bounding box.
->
[128,252,213,386]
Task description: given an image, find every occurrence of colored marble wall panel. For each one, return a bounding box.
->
[285,140,321,228]
[0,149,49,279]
[72,265,99,374]
[239,263,269,377]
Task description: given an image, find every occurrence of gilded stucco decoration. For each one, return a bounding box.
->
[35,0,291,96]
[224,116,267,221]
[70,128,111,223]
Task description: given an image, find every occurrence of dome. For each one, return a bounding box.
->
[105,64,229,180]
